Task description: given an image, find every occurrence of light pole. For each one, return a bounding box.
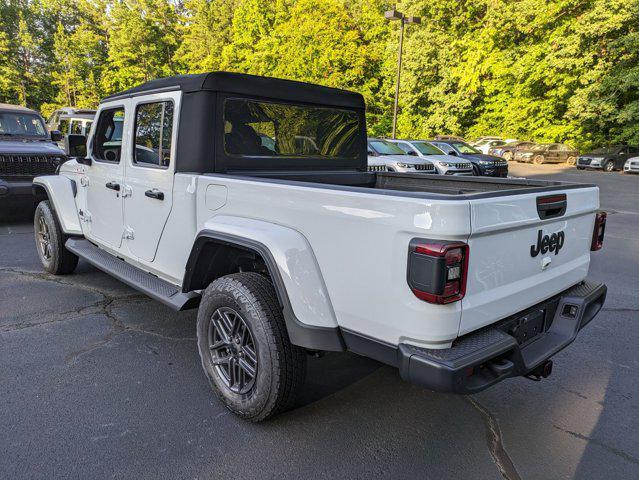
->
[385,9,421,139]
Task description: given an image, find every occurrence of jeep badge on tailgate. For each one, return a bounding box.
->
[530,229,565,257]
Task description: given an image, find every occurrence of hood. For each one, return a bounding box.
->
[581,153,609,159]
[460,153,503,162]
[0,138,65,155]
[368,154,434,166]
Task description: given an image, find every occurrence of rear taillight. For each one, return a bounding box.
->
[591,211,606,251]
[408,240,469,304]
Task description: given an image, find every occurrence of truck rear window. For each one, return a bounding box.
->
[223,98,359,159]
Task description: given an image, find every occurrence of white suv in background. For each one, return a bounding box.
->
[388,139,473,175]
[367,138,435,173]
[624,156,639,174]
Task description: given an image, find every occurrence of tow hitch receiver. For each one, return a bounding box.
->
[525,360,553,381]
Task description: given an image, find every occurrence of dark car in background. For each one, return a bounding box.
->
[429,140,508,177]
[577,145,639,172]
[489,141,535,161]
[0,103,65,212]
[514,143,578,165]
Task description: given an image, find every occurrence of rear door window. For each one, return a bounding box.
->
[133,101,174,168]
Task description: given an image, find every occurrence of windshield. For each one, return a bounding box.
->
[450,142,480,154]
[369,140,406,155]
[0,111,47,137]
[591,146,621,154]
[412,141,444,155]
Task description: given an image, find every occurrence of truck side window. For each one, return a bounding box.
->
[133,101,174,168]
[70,120,83,135]
[223,98,359,159]
[58,119,70,135]
[93,107,125,163]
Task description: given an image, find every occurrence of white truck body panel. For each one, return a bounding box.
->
[55,155,600,349]
[43,81,601,352]
[461,188,598,335]
[32,175,82,235]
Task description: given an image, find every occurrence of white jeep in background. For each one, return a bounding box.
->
[367,138,436,173]
[387,139,473,175]
[33,72,608,421]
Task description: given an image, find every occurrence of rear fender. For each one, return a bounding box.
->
[32,176,82,235]
[183,215,344,351]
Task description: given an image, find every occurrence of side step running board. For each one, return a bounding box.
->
[65,238,200,311]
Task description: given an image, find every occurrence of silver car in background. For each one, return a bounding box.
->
[388,139,474,175]
[624,157,639,174]
[367,138,436,174]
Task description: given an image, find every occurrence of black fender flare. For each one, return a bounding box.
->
[183,231,345,352]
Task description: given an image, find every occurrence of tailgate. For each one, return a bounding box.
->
[460,187,599,335]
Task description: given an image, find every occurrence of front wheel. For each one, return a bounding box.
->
[196,272,307,421]
[472,165,481,176]
[503,151,513,161]
[603,160,615,172]
[34,200,78,275]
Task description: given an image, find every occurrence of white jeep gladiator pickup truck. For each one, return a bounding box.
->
[32,72,607,421]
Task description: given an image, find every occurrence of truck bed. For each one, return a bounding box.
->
[238,170,593,198]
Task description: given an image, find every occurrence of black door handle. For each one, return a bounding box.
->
[145,189,164,200]
[105,181,120,191]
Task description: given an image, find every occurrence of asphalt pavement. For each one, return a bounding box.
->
[1,164,637,479]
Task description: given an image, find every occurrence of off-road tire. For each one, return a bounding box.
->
[603,160,615,172]
[34,200,79,275]
[196,272,307,422]
[532,155,545,165]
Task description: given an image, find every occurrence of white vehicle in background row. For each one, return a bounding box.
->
[32,72,608,422]
[473,137,519,155]
[624,157,639,174]
[47,108,96,152]
[367,138,435,173]
[388,139,473,175]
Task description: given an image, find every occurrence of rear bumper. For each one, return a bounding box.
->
[398,280,606,394]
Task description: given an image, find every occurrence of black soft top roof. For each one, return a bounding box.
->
[102,72,365,109]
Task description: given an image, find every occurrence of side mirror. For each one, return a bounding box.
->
[408,150,418,156]
[66,134,90,164]
[367,149,376,156]
[448,150,458,156]
[50,130,63,142]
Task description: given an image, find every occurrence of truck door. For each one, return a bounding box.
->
[123,92,179,263]
[83,104,128,249]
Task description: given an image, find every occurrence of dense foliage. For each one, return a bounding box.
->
[1,0,637,149]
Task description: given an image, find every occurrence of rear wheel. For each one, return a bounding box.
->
[532,155,545,165]
[196,272,307,421]
[603,160,615,172]
[566,156,577,166]
[33,200,78,275]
